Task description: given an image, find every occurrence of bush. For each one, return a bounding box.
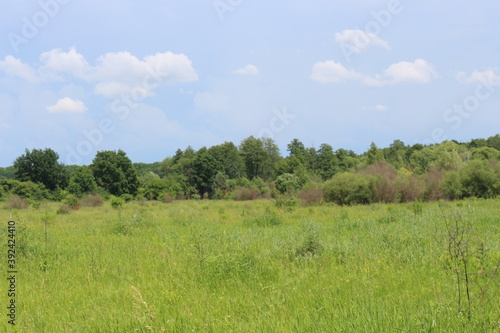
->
[323,173,374,206]
[64,194,80,209]
[0,179,48,200]
[364,162,399,203]
[111,196,125,209]
[297,185,324,205]
[57,204,71,214]
[163,194,174,203]
[398,174,426,202]
[440,171,463,200]
[275,173,300,195]
[80,194,103,207]
[459,160,499,198]
[121,193,134,202]
[231,187,260,201]
[6,195,29,209]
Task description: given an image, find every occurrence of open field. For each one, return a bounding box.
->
[1,199,499,332]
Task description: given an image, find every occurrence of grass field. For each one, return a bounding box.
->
[1,198,499,332]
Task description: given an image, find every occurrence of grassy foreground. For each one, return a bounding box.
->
[1,198,499,332]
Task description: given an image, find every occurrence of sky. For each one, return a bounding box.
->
[0,0,499,166]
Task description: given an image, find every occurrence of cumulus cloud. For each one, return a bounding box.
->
[0,56,38,82]
[456,70,500,85]
[0,48,199,98]
[310,60,362,83]
[232,64,259,75]
[46,97,87,114]
[335,29,390,53]
[311,58,437,86]
[40,48,90,80]
[380,59,437,85]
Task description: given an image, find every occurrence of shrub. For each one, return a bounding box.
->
[80,194,103,207]
[398,174,426,202]
[163,194,174,203]
[275,195,298,210]
[121,193,134,202]
[0,179,48,200]
[231,187,260,201]
[364,162,399,203]
[459,160,499,198]
[440,171,463,200]
[297,185,324,206]
[323,173,374,206]
[64,194,80,209]
[6,195,29,209]
[111,196,125,209]
[275,173,300,195]
[57,204,71,214]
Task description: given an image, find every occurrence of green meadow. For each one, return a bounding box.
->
[1,199,499,332]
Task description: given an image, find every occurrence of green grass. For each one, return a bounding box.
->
[1,198,499,332]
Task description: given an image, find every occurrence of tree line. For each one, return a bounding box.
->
[1,134,499,206]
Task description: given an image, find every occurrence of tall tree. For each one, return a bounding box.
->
[366,142,385,165]
[90,150,139,196]
[317,143,337,180]
[287,138,307,164]
[192,148,223,198]
[208,141,245,179]
[239,136,267,180]
[13,148,69,190]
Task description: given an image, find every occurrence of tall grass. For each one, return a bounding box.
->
[1,198,498,332]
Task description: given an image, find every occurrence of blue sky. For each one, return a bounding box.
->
[0,0,499,166]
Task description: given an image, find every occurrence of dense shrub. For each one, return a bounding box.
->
[111,196,125,209]
[80,194,104,207]
[364,162,399,203]
[440,171,463,200]
[231,187,260,201]
[398,175,426,202]
[459,160,499,198]
[67,166,97,197]
[0,179,48,200]
[323,173,375,205]
[6,195,29,209]
[297,184,324,205]
[275,173,301,194]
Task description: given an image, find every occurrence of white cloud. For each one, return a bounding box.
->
[0,56,38,82]
[40,48,90,80]
[232,64,259,75]
[310,60,362,83]
[380,59,437,85]
[311,58,437,86]
[335,29,390,53]
[456,70,500,85]
[0,48,198,98]
[46,97,87,114]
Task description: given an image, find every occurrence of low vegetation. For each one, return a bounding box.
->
[1,198,498,332]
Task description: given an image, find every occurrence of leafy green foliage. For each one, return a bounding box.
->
[13,148,69,190]
[324,173,375,205]
[67,166,97,197]
[91,150,139,196]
